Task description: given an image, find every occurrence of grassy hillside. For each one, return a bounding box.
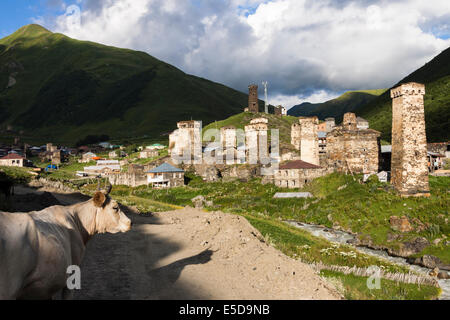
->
[202,112,299,149]
[287,89,386,122]
[358,47,450,142]
[0,25,253,145]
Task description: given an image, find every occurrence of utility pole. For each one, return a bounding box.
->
[262,81,269,114]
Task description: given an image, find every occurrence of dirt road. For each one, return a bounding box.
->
[14,186,342,300]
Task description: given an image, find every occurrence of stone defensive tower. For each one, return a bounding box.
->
[169,120,202,163]
[291,117,319,165]
[390,82,429,196]
[248,84,259,113]
[245,118,269,164]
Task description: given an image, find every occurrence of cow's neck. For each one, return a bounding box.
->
[71,200,98,244]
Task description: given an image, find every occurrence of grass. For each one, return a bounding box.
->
[0,166,34,184]
[320,270,440,300]
[110,171,449,265]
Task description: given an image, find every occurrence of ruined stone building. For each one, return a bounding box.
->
[390,82,430,196]
[139,149,159,159]
[273,160,330,189]
[357,117,369,130]
[291,117,320,166]
[108,164,148,187]
[245,118,269,164]
[327,112,380,174]
[248,84,259,113]
[169,120,202,163]
[46,143,57,153]
[317,118,336,133]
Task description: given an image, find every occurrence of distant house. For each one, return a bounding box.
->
[84,160,121,176]
[98,142,112,149]
[79,152,97,163]
[78,146,90,154]
[274,160,329,189]
[139,149,159,159]
[0,153,25,167]
[147,144,166,150]
[146,163,184,188]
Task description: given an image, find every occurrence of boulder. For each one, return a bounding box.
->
[191,195,213,209]
[387,237,429,257]
[420,255,442,269]
[429,267,439,277]
[390,216,413,233]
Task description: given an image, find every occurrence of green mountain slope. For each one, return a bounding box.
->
[358,47,450,142]
[0,25,251,145]
[287,89,386,122]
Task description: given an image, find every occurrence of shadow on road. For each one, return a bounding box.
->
[7,185,213,300]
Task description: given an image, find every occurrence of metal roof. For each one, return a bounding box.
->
[279,160,321,170]
[1,153,24,160]
[381,145,392,153]
[273,192,313,199]
[318,131,327,138]
[147,162,184,173]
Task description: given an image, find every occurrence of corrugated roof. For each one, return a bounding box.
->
[0,153,24,160]
[147,162,184,173]
[381,145,392,153]
[318,131,327,138]
[279,160,321,170]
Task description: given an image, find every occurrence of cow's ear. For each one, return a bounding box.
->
[93,191,106,208]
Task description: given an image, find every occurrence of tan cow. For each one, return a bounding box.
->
[0,185,131,300]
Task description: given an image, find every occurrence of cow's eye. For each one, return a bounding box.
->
[113,206,119,211]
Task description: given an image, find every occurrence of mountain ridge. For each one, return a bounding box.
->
[288,89,386,122]
[0,24,252,145]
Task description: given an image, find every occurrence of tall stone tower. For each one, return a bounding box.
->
[248,84,259,113]
[245,118,269,164]
[390,82,430,197]
[298,117,320,166]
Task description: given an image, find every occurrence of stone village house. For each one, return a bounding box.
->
[0,153,25,167]
[274,160,331,189]
[146,162,185,188]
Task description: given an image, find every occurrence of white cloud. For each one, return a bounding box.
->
[37,0,450,105]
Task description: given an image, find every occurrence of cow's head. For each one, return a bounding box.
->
[92,184,132,234]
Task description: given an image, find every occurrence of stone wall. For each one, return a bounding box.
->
[274,167,331,189]
[391,82,430,196]
[327,113,380,174]
[108,172,148,187]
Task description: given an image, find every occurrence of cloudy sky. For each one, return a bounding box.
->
[2,0,450,108]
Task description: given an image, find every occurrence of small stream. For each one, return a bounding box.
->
[285,220,450,300]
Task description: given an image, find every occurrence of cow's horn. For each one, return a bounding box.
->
[104,183,112,195]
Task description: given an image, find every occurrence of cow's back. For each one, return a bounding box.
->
[0,212,38,299]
